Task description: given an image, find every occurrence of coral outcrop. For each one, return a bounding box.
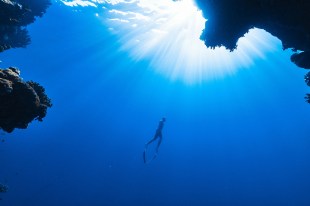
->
[0,67,52,133]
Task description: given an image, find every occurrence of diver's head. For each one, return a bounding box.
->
[162,117,166,122]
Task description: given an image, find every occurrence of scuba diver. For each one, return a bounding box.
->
[143,117,166,164]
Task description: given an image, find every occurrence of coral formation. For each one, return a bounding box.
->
[0,67,52,133]
[0,1,52,132]
[195,0,310,102]
[0,183,8,193]
[195,0,310,63]
[0,0,51,52]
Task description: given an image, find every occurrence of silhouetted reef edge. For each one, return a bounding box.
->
[195,0,310,102]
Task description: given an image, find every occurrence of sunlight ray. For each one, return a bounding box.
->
[62,0,281,84]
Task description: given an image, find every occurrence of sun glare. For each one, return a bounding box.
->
[103,0,279,84]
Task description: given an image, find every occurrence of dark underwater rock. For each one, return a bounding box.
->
[305,94,310,104]
[0,1,52,132]
[291,52,310,69]
[0,67,52,133]
[0,0,51,52]
[304,72,310,102]
[195,0,310,103]
[0,183,8,193]
[305,72,310,87]
[195,0,310,68]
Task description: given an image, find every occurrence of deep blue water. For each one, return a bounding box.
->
[0,2,310,206]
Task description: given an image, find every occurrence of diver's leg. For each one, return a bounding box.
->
[144,134,159,163]
[143,149,147,163]
[155,135,162,154]
[145,139,155,147]
[145,133,158,147]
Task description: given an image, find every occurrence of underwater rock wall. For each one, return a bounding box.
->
[0,67,52,133]
[0,0,52,133]
[194,0,310,68]
[194,0,310,102]
[0,67,52,132]
[0,0,51,52]
[305,72,310,103]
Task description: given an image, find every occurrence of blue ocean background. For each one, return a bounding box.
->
[1,2,310,206]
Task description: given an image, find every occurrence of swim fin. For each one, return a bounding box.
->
[143,148,147,164]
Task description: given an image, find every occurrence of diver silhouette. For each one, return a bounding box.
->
[143,117,166,164]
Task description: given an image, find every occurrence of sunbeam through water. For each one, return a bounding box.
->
[62,0,280,84]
